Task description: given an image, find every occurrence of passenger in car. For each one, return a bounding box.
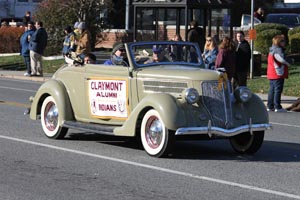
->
[104,42,128,66]
[144,46,169,64]
[84,53,97,64]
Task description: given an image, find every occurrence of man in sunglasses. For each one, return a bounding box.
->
[104,42,128,66]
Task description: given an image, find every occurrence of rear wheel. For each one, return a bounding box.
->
[141,109,174,157]
[41,96,68,139]
[230,131,264,154]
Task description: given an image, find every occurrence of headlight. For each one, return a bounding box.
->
[183,88,199,104]
[234,86,252,103]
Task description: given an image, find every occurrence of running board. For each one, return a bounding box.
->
[63,121,119,136]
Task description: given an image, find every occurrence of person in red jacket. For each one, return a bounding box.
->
[267,35,290,112]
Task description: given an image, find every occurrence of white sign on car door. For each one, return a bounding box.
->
[88,79,128,119]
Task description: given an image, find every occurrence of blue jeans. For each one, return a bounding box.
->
[267,79,284,109]
[23,56,31,74]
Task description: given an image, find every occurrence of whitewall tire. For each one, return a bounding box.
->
[41,96,68,139]
[141,109,174,157]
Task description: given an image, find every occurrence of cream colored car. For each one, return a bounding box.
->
[29,41,271,157]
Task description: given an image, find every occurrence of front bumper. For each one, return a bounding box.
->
[175,121,272,137]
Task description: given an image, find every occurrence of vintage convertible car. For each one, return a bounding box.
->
[28,41,271,157]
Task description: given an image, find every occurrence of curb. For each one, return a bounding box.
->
[0,73,51,82]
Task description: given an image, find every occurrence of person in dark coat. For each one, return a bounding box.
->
[22,11,31,27]
[215,36,236,81]
[234,31,251,87]
[187,20,205,52]
[20,21,35,76]
[28,21,48,76]
[254,7,264,22]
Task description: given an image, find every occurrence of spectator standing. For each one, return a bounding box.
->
[169,34,183,61]
[215,36,236,81]
[234,31,251,87]
[104,43,128,66]
[20,21,35,76]
[28,21,48,77]
[267,35,290,112]
[254,7,265,22]
[23,11,31,28]
[62,26,76,56]
[75,22,91,60]
[202,36,218,69]
[187,20,205,52]
[73,21,80,40]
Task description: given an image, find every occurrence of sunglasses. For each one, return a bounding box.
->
[118,48,125,52]
[206,39,212,42]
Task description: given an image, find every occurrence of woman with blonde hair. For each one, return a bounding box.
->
[202,36,218,69]
[267,34,290,112]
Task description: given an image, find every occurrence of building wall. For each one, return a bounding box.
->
[96,25,245,49]
[0,0,41,18]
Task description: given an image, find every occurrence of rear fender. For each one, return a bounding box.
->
[29,79,74,125]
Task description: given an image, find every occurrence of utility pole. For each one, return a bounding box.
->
[249,0,255,79]
[125,0,130,31]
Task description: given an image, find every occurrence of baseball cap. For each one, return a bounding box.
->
[112,42,125,53]
[152,45,163,53]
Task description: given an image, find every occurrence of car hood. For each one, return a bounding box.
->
[136,65,221,81]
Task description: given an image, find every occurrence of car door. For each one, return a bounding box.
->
[81,64,133,125]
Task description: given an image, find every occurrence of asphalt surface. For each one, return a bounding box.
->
[0,69,298,109]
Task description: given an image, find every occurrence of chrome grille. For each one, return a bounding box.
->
[201,80,233,128]
[143,80,187,94]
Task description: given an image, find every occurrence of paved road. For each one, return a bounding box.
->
[1,78,300,200]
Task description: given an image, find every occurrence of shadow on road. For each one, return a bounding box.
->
[65,132,300,162]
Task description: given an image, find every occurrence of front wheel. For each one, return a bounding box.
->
[230,131,264,154]
[141,109,174,157]
[41,96,68,139]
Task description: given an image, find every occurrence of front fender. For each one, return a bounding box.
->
[243,93,269,123]
[114,93,185,136]
[29,79,74,125]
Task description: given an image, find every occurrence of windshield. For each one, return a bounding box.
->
[128,41,204,68]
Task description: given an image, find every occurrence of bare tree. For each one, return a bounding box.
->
[34,0,113,55]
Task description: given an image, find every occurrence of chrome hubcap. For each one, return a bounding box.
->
[146,116,163,149]
[44,102,58,131]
